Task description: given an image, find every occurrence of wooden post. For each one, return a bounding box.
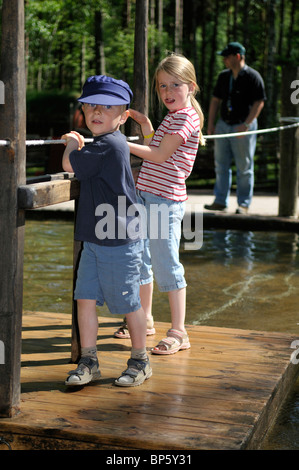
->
[132,0,149,122]
[278,66,299,217]
[71,200,82,363]
[0,0,26,417]
[130,0,149,181]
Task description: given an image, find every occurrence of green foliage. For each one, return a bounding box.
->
[1,0,298,138]
[27,89,77,136]
[22,1,299,93]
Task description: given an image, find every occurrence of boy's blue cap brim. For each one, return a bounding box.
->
[78,75,133,106]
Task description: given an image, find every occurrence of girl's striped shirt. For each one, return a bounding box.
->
[136,107,200,201]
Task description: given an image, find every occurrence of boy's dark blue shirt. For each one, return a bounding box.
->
[70,131,139,246]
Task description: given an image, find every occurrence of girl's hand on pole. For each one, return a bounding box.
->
[128,109,149,125]
[128,109,154,141]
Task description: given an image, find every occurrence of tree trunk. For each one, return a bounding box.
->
[264,0,276,127]
[130,0,149,178]
[95,10,106,76]
[175,0,183,54]
[132,0,148,117]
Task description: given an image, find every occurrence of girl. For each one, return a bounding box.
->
[115,53,205,354]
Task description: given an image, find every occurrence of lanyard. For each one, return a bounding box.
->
[227,73,234,113]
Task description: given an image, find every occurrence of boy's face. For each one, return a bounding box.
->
[82,103,128,136]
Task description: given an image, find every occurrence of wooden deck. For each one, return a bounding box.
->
[0,311,298,451]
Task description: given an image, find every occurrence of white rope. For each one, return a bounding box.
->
[279,117,299,122]
[25,138,94,146]
[204,120,299,140]
[0,135,139,147]
[0,122,298,147]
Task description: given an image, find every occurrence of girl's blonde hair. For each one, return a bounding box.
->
[153,53,205,146]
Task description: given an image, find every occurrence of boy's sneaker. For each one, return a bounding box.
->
[65,356,101,386]
[115,357,152,387]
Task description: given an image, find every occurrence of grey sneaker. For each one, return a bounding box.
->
[65,356,101,386]
[115,357,152,387]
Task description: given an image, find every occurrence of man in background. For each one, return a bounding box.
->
[205,42,266,214]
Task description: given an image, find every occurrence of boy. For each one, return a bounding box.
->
[61,75,152,387]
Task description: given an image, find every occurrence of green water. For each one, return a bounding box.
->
[23,219,299,449]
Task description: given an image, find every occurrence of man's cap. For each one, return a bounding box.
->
[217,42,246,57]
[78,75,133,106]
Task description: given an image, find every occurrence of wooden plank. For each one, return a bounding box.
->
[0,0,26,418]
[18,177,80,209]
[0,312,298,450]
[25,171,75,184]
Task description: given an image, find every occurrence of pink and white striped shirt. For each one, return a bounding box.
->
[136,107,200,201]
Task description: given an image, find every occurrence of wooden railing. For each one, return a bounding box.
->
[18,173,79,210]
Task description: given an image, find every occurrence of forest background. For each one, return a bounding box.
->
[0,0,298,186]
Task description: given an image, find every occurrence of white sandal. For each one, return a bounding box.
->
[65,356,101,386]
[115,358,152,387]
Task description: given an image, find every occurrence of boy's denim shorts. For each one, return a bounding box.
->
[137,190,187,292]
[74,239,143,315]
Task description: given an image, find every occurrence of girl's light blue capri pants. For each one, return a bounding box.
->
[137,190,186,292]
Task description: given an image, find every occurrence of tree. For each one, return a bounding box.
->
[2,0,298,130]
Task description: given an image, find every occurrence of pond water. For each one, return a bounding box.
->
[23,219,299,450]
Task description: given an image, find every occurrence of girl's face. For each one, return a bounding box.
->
[82,103,128,136]
[157,70,195,112]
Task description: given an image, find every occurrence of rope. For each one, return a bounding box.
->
[0,136,139,147]
[0,120,298,147]
[204,120,299,140]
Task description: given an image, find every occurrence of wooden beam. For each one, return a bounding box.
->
[0,0,26,417]
[18,176,80,209]
[25,171,75,184]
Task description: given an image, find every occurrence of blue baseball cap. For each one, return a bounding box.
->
[78,75,133,107]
